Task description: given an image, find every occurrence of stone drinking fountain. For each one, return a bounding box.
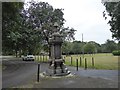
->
[43,22,71,76]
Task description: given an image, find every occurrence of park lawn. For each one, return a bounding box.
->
[64,53,118,70]
[34,55,49,62]
[35,53,119,70]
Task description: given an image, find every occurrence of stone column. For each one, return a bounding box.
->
[44,22,71,76]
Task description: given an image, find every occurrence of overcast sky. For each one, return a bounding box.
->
[25,0,113,44]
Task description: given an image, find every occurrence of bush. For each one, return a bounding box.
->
[112,50,120,56]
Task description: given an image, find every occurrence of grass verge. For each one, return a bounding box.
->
[34,53,118,70]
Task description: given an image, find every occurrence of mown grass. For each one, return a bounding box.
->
[35,53,119,70]
[34,55,49,62]
[63,53,118,70]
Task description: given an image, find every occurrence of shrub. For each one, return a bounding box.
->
[112,50,120,56]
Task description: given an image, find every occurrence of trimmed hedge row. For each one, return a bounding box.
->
[112,50,120,56]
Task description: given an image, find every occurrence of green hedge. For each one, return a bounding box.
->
[112,50,120,56]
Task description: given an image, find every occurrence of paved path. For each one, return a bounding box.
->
[33,63,118,88]
[2,59,38,88]
[67,66,118,81]
[2,58,119,88]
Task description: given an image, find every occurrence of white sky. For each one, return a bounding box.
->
[25,0,113,44]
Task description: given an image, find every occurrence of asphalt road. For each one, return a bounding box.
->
[2,57,119,88]
[2,57,38,88]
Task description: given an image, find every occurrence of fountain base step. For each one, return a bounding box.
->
[42,66,71,76]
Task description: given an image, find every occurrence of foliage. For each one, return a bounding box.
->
[103,39,117,53]
[2,2,24,56]
[112,50,120,56]
[83,43,96,54]
[88,41,101,53]
[62,41,73,55]
[2,2,76,56]
[21,1,76,56]
[22,1,76,43]
[62,41,86,55]
[62,40,118,55]
[2,2,43,56]
[101,44,108,53]
[118,42,120,49]
[103,2,120,41]
[72,42,81,54]
[72,41,84,54]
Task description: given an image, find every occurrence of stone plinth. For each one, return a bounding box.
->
[44,32,71,76]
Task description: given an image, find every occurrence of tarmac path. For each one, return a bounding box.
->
[2,57,38,88]
[34,63,119,88]
[2,57,119,88]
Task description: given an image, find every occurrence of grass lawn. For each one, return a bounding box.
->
[35,53,119,70]
[64,53,119,70]
[34,55,49,62]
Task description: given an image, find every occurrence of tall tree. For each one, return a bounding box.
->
[2,1,76,56]
[72,41,82,54]
[101,39,117,53]
[105,39,117,53]
[83,43,96,54]
[2,2,43,56]
[88,41,101,53]
[62,41,73,55]
[2,2,24,56]
[22,1,76,42]
[103,2,120,41]
[22,1,76,56]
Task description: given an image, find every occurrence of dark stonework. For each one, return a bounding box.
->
[43,23,71,76]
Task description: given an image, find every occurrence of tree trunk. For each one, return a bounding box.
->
[49,45,51,58]
[19,50,22,57]
[15,49,17,57]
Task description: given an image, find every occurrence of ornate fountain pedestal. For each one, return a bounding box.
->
[41,22,71,76]
[43,32,71,76]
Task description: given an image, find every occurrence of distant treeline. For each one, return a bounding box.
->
[62,40,120,55]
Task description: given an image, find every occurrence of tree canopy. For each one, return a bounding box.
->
[21,1,76,43]
[2,2,24,56]
[103,2,120,41]
[62,40,118,55]
[83,42,96,54]
[2,2,76,56]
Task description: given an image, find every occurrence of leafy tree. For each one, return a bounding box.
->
[101,44,107,53]
[2,1,76,57]
[105,39,117,53]
[83,43,96,54]
[2,2,44,56]
[101,39,117,53]
[21,1,76,56]
[2,2,24,56]
[118,42,120,50]
[103,2,120,41]
[88,41,101,53]
[62,41,86,55]
[72,41,82,54]
[22,1,76,42]
[62,41,73,55]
